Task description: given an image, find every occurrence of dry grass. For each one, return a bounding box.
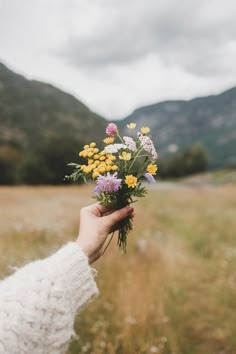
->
[0,184,236,354]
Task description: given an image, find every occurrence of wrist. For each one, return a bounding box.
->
[76,238,93,263]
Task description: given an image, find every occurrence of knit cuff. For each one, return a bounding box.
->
[48,242,99,314]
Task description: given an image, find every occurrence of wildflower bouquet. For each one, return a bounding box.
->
[66,122,158,252]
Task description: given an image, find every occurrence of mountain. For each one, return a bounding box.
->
[0,62,108,184]
[0,62,107,150]
[119,88,236,168]
[0,61,236,184]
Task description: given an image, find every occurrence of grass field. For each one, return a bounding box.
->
[0,183,236,354]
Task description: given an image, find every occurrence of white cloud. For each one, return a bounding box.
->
[0,0,236,118]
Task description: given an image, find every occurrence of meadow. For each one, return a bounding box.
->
[0,183,236,354]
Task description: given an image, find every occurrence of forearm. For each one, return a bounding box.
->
[0,242,98,354]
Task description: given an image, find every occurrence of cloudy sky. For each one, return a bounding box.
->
[0,0,236,119]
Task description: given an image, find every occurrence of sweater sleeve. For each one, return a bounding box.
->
[0,242,99,354]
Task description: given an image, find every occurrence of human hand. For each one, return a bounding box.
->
[76,203,134,264]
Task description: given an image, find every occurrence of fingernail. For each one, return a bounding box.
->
[127,206,134,213]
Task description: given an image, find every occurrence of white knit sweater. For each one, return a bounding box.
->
[0,242,99,354]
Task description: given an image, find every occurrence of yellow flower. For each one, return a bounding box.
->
[93,154,100,160]
[92,171,100,179]
[99,155,106,161]
[98,166,106,174]
[84,144,89,149]
[107,154,116,161]
[88,159,93,165]
[93,148,99,154]
[141,127,150,135]
[106,166,112,172]
[82,151,88,158]
[146,164,158,175]
[103,137,115,144]
[125,175,137,188]
[90,142,96,148]
[105,159,113,165]
[127,123,136,129]
[87,152,93,158]
[83,166,92,173]
[111,165,118,171]
[100,150,106,156]
[119,151,131,161]
[94,160,100,166]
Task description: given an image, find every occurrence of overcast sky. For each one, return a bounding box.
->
[0,0,236,119]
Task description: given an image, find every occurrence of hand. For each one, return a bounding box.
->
[76,203,134,264]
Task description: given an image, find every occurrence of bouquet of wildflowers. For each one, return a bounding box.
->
[66,122,158,252]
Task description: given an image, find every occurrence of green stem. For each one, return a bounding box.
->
[128,147,144,173]
[117,131,124,144]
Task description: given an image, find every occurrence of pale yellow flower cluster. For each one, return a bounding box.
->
[79,143,118,179]
[127,122,150,135]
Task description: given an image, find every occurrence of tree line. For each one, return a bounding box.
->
[0,139,209,185]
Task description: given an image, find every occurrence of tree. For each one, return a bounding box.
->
[0,145,21,184]
[19,135,84,184]
[158,144,208,179]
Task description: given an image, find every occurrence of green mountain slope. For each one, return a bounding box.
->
[0,62,108,184]
[119,88,236,168]
[0,62,107,149]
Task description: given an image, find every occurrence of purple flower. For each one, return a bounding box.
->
[106,123,118,137]
[93,172,122,194]
[144,173,156,184]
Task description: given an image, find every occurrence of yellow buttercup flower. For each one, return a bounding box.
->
[87,152,93,158]
[119,151,131,161]
[103,137,115,144]
[106,166,112,172]
[93,154,100,160]
[93,148,99,154]
[127,123,136,129]
[100,156,106,161]
[146,164,158,175]
[84,144,89,149]
[88,159,93,165]
[90,142,96,148]
[141,127,150,135]
[125,175,137,188]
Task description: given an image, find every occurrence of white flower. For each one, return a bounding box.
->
[138,133,158,162]
[123,136,137,152]
[105,143,127,153]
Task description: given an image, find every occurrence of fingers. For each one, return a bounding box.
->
[81,203,111,217]
[105,206,134,226]
[81,203,135,220]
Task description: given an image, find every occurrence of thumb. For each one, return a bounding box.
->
[105,206,134,226]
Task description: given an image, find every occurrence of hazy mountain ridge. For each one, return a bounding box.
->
[0,62,236,172]
[120,88,236,168]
